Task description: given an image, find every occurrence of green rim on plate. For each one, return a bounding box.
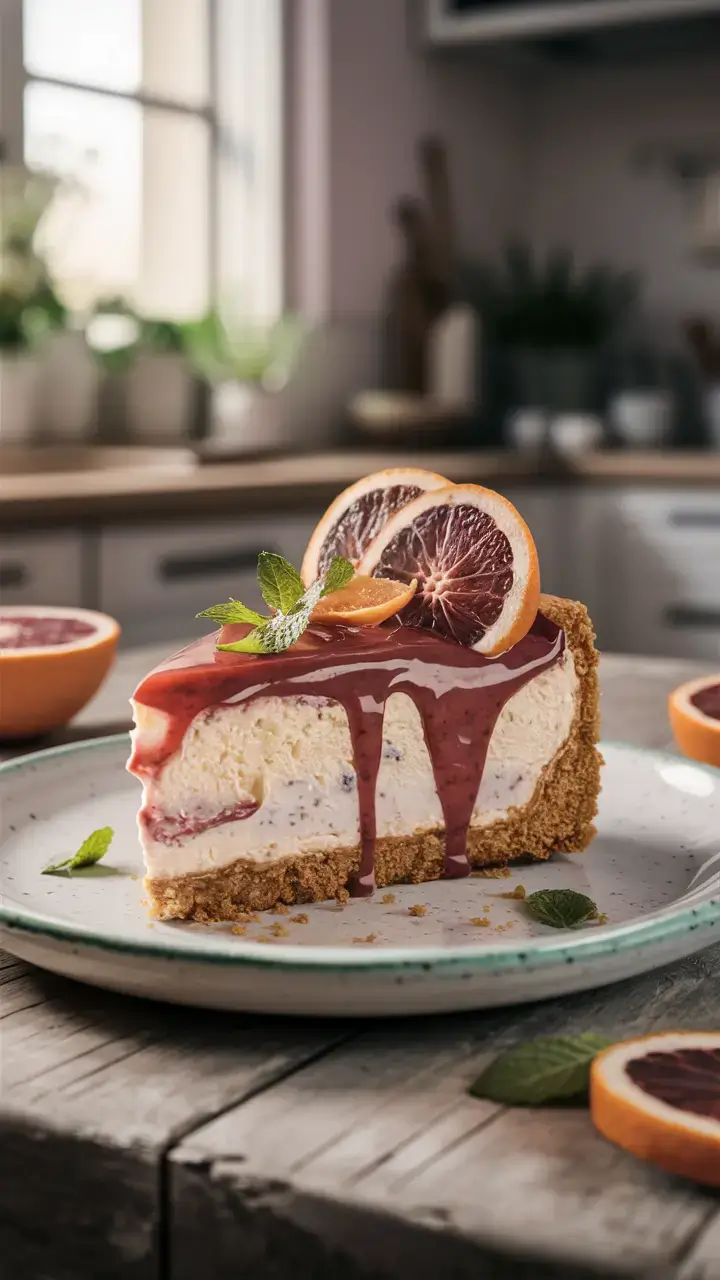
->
[1,735,719,974]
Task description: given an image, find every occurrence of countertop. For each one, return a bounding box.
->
[5,446,720,527]
[2,644,719,1280]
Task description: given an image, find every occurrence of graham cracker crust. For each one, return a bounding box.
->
[146,595,601,922]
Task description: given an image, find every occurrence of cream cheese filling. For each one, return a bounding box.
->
[132,649,579,879]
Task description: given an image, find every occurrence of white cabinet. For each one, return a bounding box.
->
[501,487,575,601]
[0,531,84,606]
[99,515,321,646]
[606,489,720,661]
[502,485,720,660]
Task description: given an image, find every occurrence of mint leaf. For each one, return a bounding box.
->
[43,826,115,875]
[469,1034,614,1106]
[219,599,314,655]
[525,889,600,930]
[210,552,356,657]
[322,556,355,596]
[196,599,269,626]
[257,552,305,613]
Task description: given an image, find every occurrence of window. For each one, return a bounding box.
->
[0,0,283,320]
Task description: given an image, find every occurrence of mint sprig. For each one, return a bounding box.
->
[43,826,115,875]
[469,1034,614,1106]
[525,889,601,930]
[197,553,355,656]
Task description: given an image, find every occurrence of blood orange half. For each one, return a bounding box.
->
[358,484,540,655]
[591,1032,720,1188]
[669,674,720,767]
[0,605,119,738]
[301,467,448,586]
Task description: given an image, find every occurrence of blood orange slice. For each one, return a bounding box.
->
[669,674,720,767]
[591,1032,720,1188]
[357,484,540,655]
[310,574,417,627]
[0,606,119,738]
[301,467,448,586]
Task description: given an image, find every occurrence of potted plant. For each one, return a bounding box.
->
[125,317,196,441]
[183,310,306,454]
[472,241,639,419]
[0,165,61,444]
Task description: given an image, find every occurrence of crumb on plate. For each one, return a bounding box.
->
[408,904,427,917]
[470,916,491,927]
[291,913,309,925]
[352,933,377,944]
[472,866,511,879]
[501,884,527,900]
[381,892,396,904]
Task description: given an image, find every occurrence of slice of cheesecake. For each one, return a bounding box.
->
[129,594,600,922]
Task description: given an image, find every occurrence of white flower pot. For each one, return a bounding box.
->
[0,351,40,445]
[38,331,100,442]
[208,381,288,455]
[126,352,195,441]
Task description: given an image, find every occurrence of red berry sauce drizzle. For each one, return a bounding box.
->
[130,616,564,895]
[626,1048,720,1121]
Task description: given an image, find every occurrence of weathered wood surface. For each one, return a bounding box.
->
[2,649,720,1280]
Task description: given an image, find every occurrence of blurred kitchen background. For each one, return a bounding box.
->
[2,0,720,657]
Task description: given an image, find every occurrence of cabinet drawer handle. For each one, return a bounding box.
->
[158,547,272,581]
[665,605,720,630]
[0,564,28,589]
[669,511,720,529]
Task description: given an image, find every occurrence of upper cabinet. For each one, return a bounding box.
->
[423,0,720,47]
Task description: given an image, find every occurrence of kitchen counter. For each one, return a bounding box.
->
[4,446,720,527]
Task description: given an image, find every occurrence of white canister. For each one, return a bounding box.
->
[208,381,288,455]
[0,350,40,445]
[126,351,195,441]
[609,389,673,449]
[37,330,99,441]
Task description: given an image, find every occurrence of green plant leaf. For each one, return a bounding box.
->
[257,552,305,613]
[469,1034,614,1106]
[43,826,115,875]
[196,599,268,626]
[525,889,600,930]
[323,556,355,596]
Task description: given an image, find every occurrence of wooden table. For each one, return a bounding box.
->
[2,646,719,1280]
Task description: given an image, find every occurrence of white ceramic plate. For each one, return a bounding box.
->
[1,736,720,1017]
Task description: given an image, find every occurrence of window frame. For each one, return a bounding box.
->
[0,0,284,320]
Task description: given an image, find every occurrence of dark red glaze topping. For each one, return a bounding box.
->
[626,1048,720,1121]
[142,799,260,847]
[318,483,423,573]
[130,615,564,894]
[373,502,514,647]
[0,614,96,650]
[691,684,720,722]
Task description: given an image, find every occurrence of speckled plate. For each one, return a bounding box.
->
[1,736,720,1016]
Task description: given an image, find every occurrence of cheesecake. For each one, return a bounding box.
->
[129,594,600,922]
